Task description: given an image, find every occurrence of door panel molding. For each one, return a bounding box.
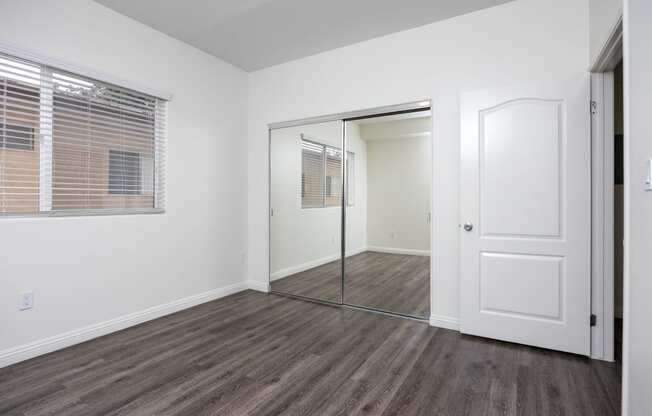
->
[478,98,565,239]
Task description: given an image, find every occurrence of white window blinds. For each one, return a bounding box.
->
[0,52,167,216]
[300,136,354,209]
[324,146,342,207]
[301,139,324,208]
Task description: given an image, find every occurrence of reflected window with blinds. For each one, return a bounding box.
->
[0,52,167,216]
[300,136,353,209]
[301,139,324,208]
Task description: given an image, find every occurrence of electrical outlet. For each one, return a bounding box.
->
[19,291,34,311]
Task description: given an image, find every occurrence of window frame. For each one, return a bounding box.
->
[0,44,170,218]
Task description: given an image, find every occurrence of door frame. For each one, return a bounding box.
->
[590,16,622,362]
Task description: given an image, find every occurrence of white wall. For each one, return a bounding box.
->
[623,0,652,413]
[362,118,431,254]
[247,0,589,323]
[270,121,367,279]
[0,0,248,358]
[589,0,622,67]
[345,123,368,260]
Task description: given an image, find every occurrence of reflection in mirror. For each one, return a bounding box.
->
[269,120,343,303]
[344,111,432,318]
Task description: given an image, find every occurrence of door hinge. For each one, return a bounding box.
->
[590,100,597,115]
[590,314,597,327]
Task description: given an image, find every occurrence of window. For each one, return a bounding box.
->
[300,136,354,208]
[324,146,342,207]
[301,140,324,208]
[0,52,167,216]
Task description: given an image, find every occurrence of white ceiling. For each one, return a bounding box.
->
[94,0,512,71]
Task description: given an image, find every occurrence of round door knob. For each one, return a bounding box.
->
[463,222,474,232]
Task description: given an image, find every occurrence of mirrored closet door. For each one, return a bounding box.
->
[269,120,343,303]
[269,103,431,320]
[344,110,432,318]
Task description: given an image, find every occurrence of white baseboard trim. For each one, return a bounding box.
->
[270,247,367,281]
[0,282,248,369]
[429,314,460,331]
[247,280,270,293]
[367,246,430,256]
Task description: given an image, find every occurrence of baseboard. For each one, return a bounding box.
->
[429,314,460,331]
[367,246,430,256]
[270,247,367,281]
[0,281,248,369]
[247,280,270,293]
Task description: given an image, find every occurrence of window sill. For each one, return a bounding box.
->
[0,208,165,219]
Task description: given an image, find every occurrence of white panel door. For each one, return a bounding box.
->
[460,78,591,355]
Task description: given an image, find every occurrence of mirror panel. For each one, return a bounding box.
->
[344,111,432,318]
[270,120,343,303]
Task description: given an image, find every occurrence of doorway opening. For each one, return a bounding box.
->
[589,17,623,366]
[613,59,624,363]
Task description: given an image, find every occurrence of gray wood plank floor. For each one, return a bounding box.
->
[271,251,430,318]
[0,291,620,416]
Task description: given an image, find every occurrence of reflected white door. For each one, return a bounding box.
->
[460,78,591,355]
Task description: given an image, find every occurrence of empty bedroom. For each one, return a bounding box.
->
[1,0,651,415]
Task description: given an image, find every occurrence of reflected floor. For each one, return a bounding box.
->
[271,251,430,318]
